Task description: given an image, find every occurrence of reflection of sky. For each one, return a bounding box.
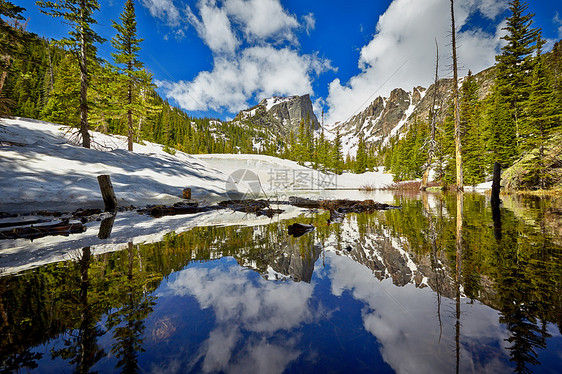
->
[328,253,512,373]
[159,257,314,373]
[149,252,561,374]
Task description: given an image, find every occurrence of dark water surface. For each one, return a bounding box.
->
[1,193,561,373]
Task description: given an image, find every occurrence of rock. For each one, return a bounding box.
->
[233,94,319,136]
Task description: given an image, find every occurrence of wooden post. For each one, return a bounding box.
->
[98,213,116,239]
[97,175,118,212]
[183,188,192,199]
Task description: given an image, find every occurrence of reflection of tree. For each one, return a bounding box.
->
[455,191,463,374]
[107,242,156,373]
[2,196,561,372]
[1,282,42,371]
[491,208,551,373]
[422,192,444,341]
[51,247,105,373]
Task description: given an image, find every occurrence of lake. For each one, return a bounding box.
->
[1,192,561,373]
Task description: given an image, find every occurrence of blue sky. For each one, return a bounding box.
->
[15,0,562,124]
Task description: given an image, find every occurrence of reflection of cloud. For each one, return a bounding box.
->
[327,253,512,373]
[163,259,314,373]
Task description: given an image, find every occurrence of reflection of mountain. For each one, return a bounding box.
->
[2,195,561,373]
[235,238,322,283]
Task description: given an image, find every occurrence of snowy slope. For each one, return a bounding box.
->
[0,117,229,211]
[0,117,394,213]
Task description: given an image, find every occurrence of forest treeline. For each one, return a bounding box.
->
[381,1,562,189]
[0,0,348,174]
[1,0,561,187]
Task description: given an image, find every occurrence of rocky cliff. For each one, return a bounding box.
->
[327,66,496,156]
[232,94,320,136]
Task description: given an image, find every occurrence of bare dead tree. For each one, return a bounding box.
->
[450,0,463,191]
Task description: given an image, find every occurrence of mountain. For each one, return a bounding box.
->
[232,94,320,135]
[326,65,498,157]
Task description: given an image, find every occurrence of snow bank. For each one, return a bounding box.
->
[195,154,394,193]
[1,117,394,214]
[0,117,231,212]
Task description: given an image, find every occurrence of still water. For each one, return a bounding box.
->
[1,192,561,373]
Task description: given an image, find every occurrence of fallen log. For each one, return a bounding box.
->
[289,197,397,213]
[0,219,52,229]
[0,222,86,240]
[145,204,203,218]
[218,200,284,217]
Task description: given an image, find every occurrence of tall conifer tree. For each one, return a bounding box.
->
[111,0,145,151]
[0,0,26,101]
[521,39,562,188]
[460,71,485,185]
[492,0,540,163]
[37,0,104,148]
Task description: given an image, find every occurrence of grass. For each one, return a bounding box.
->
[504,188,562,197]
[359,184,378,191]
[382,180,443,191]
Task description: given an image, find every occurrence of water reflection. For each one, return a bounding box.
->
[0,193,561,373]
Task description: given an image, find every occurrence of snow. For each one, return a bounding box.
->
[384,94,416,145]
[195,154,395,192]
[264,96,295,111]
[0,117,397,214]
[0,205,308,276]
[0,117,230,212]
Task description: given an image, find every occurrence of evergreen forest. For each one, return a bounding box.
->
[1,0,561,188]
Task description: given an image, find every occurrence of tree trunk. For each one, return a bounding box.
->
[491,162,501,240]
[127,75,133,151]
[421,40,439,191]
[97,175,118,211]
[451,0,463,191]
[79,1,90,149]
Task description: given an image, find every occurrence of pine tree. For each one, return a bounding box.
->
[520,40,562,188]
[111,0,147,151]
[332,130,343,174]
[40,53,80,126]
[460,71,486,185]
[296,119,306,165]
[37,0,104,148]
[492,0,540,162]
[0,0,25,99]
[355,134,367,174]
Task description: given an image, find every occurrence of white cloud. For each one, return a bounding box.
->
[140,0,181,28]
[303,13,316,36]
[157,46,333,112]
[224,0,300,43]
[184,0,300,53]
[325,0,508,124]
[186,0,240,54]
[150,0,329,115]
[467,0,508,19]
[555,12,562,39]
